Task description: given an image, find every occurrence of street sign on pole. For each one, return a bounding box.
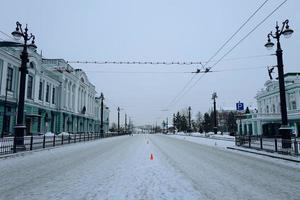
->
[236,102,244,111]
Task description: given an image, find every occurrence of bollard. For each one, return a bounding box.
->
[74,133,76,143]
[260,137,263,149]
[43,135,46,148]
[53,134,56,147]
[68,134,71,144]
[294,139,299,155]
[30,135,33,150]
[275,138,278,152]
[248,136,251,148]
[61,134,64,145]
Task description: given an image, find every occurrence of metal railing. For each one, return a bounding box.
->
[235,135,299,156]
[0,132,129,156]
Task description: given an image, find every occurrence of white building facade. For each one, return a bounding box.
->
[238,73,300,137]
[0,47,110,136]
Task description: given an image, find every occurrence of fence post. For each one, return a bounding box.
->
[260,136,263,149]
[248,136,251,148]
[30,135,33,151]
[43,135,46,148]
[53,134,56,147]
[294,139,298,155]
[12,136,17,153]
[61,134,64,145]
[275,138,278,152]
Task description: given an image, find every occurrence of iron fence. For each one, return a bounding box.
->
[235,135,299,156]
[0,132,128,156]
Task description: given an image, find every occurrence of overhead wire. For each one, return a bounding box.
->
[0,30,14,40]
[168,0,288,114]
[164,0,271,113]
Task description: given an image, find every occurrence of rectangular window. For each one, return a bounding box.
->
[52,87,55,104]
[38,81,43,100]
[46,84,50,102]
[27,75,33,99]
[292,101,297,110]
[7,65,13,91]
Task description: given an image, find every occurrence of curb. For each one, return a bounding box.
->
[227,147,300,163]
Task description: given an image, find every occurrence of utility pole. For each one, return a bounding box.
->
[173,113,176,134]
[125,113,127,134]
[188,106,191,132]
[117,107,120,134]
[166,118,168,133]
[212,92,218,134]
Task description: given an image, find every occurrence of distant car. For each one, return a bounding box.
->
[44,132,55,137]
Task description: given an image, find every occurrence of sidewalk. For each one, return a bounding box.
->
[166,133,300,163]
[227,146,300,163]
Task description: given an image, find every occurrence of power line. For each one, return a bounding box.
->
[83,66,269,74]
[166,0,287,115]
[0,30,14,40]
[66,54,272,66]
[163,0,271,112]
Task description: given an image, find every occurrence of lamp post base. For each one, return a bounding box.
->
[213,127,218,134]
[279,126,292,149]
[14,124,26,152]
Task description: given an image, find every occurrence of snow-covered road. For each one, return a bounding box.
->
[0,134,299,200]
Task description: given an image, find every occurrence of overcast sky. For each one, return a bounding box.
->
[1,0,299,126]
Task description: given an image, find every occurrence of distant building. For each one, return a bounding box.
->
[238,73,300,137]
[0,47,109,136]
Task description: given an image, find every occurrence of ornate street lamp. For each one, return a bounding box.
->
[0,22,37,151]
[100,93,104,137]
[265,19,294,148]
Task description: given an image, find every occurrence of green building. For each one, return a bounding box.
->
[0,47,109,136]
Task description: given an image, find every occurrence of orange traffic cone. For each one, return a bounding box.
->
[150,153,154,160]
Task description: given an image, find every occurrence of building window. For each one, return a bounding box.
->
[272,104,276,113]
[27,75,34,99]
[52,87,55,104]
[291,101,297,110]
[46,84,50,102]
[38,81,43,100]
[7,66,13,91]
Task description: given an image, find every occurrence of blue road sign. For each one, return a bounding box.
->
[236,102,244,111]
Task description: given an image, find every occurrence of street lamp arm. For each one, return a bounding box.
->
[279,19,289,35]
[28,33,35,41]
[267,32,276,39]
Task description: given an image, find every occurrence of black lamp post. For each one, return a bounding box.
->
[2,22,37,152]
[100,93,104,137]
[125,113,127,134]
[188,106,191,132]
[264,19,294,148]
[117,107,120,134]
[212,92,218,134]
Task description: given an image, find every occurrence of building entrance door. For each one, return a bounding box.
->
[25,118,32,135]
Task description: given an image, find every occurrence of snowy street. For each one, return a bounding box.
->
[0,134,299,200]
